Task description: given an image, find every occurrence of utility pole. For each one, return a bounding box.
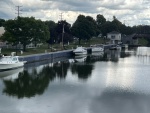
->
[15,6,22,18]
[59,12,64,50]
[59,12,63,21]
[15,6,22,55]
[62,24,64,50]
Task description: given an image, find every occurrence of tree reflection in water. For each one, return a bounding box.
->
[71,56,94,80]
[3,52,123,98]
[71,64,93,80]
[3,61,70,98]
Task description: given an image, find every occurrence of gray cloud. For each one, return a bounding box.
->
[0,0,150,26]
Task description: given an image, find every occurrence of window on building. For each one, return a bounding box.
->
[111,35,115,39]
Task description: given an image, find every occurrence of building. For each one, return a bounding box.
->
[122,33,139,46]
[107,31,121,44]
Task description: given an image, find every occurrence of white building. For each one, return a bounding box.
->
[107,31,121,44]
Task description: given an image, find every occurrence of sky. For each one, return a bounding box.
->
[0,0,150,26]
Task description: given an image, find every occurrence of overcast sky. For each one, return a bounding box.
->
[0,0,150,26]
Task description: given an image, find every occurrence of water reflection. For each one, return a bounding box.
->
[1,47,150,113]
[1,49,133,98]
[70,62,93,80]
[106,50,120,62]
[136,47,150,65]
[91,89,150,113]
[0,68,23,79]
[2,61,71,98]
[74,55,87,62]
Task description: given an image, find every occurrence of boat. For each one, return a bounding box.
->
[0,56,26,71]
[73,47,87,55]
[92,46,104,52]
[91,44,104,53]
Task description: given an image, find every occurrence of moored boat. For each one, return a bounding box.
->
[0,56,26,71]
[73,47,87,55]
[91,44,104,52]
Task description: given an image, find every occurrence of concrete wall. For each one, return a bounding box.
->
[19,50,73,63]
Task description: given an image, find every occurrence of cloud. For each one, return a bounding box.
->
[0,0,150,26]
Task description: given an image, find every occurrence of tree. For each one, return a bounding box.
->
[96,14,106,35]
[2,19,19,45]
[0,18,5,27]
[111,16,122,31]
[96,14,106,26]
[2,17,50,51]
[31,19,50,47]
[45,20,57,45]
[71,15,97,45]
[56,20,73,47]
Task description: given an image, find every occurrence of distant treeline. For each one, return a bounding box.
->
[0,14,150,48]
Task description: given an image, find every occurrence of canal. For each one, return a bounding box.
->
[0,47,150,113]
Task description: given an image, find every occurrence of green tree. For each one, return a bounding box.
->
[45,20,57,45]
[96,14,106,26]
[71,15,97,45]
[0,18,5,27]
[2,17,50,51]
[2,19,18,45]
[96,14,106,35]
[56,20,73,47]
[32,19,50,47]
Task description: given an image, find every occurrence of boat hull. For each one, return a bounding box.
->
[74,51,87,55]
[73,47,87,55]
[92,48,104,52]
[0,62,25,71]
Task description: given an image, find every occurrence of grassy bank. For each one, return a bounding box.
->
[1,38,105,56]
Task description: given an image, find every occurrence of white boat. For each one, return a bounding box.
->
[92,46,104,52]
[91,44,104,52]
[0,56,26,71]
[73,47,87,55]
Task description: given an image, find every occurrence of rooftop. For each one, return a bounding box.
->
[107,31,120,34]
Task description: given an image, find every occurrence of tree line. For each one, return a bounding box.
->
[0,14,150,51]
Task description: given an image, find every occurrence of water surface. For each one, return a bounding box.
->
[0,47,150,113]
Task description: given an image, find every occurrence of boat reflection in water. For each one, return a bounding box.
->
[91,51,104,57]
[74,55,87,62]
[0,67,24,79]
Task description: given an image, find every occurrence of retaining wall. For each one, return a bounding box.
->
[19,50,73,63]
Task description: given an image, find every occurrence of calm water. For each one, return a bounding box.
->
[0,47,150,113]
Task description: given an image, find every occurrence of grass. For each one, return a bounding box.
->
[1,38,105,56]
[138,38,148,46]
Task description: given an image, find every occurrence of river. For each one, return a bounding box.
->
[0,47,150,113]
